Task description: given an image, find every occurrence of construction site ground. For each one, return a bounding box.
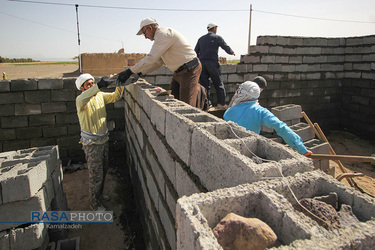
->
[2,62,375,249]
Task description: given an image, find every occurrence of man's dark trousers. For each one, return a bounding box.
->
[199,60,225,106]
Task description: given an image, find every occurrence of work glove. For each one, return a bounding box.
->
[97,77,110,89]
[117,69,133,84]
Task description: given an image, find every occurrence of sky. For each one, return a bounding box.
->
[1,0,375,61]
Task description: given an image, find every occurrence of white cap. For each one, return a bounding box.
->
[75,73,94,90]
[136,17,158,35]
[230,81,260,106]
[207,23,218,30]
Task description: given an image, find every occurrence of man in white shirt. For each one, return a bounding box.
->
[117,17,205,108]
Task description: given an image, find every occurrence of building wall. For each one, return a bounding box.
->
[80,52,146,76]
[143,35,375,138]
[0,78,125,165]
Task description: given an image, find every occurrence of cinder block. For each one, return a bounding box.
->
[15,104,41,115]
[56,237,80,250]
[177,171,375,249]
[304,139,330,171]
[51,90,76,102]
[42,103,67,113]
[0,231,10,250]
[165,109,197,166]
[25,90,51,103]
[271,104,303,121]
[10,223,47,250]
[0,145,59,204]
[290,122,315,142]
[0,186,52,231]
[0,81,10,92]
[29,114,55,126]
[10,79,37,91]
[0,92,23,105]
[1,116,28,129]
[38,79,64,89]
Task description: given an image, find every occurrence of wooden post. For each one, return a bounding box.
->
[247,4,252,54]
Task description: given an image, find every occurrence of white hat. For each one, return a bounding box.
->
[136,17,158,35]
[230,81,260,107]
[75,73,94,90]
[207,23,218,30]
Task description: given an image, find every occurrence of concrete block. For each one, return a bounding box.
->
[16,127,42,140]
[290,122,315,142]
[42,103,67,113]
[10,79,37,91]
[165,109,198,166]
[25,90,51,103]
[150,100,168,136]
[29,114,55,126]
[159,199,176,250]
[190,124,313,191]
[56,237,80,250]
[0,146,59,204]
[303,139,330,171]
[10,223,47,250]
[175,161,200,198]
[0,92,24,105]
[0,81,10,92]
[38,79,64,89]
[271,104,302,121]
[51,90,76,102]
[177,171,375,249]
[0,129,16,141]
[0,186,52,231]
[147,122,176,187]
[0,231,10,250]
[14,104,41,115]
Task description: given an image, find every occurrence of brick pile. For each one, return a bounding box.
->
[0,145,68,249]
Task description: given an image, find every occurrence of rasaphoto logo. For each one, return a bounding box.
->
[31,211,113,223]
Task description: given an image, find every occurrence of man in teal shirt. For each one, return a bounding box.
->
[224,81,312,156]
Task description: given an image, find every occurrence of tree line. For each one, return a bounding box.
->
[0,56,40,63]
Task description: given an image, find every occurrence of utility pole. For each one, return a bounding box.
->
[248,4,252,54]
[75,4,82,73]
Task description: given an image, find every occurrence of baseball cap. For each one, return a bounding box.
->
[136,17,158,35]
[207,23,218,30]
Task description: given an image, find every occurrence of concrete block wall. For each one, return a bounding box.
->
[0,145,68,249]
[0,78,125,165]
[144,34,375,139]
[177,170,375,249]
[124,80,316,249]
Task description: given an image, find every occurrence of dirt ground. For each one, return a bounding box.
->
[0,62,80,79]
[2,63,375,248]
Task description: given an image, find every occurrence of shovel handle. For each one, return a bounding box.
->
[307,154,375,163]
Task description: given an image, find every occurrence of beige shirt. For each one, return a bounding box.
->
[131,27,196,74]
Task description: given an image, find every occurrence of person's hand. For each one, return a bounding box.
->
[97,77,110,89]
[117,69,133,84]
[303,150,313,157]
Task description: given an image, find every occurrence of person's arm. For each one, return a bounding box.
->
[76,84,100,111]
[216,35,235,55]
[102,86,124,104]
[131,29,174,74]
[262,109,308,154]
[194,39,200,57]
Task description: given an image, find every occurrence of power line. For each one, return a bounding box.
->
[253,9,375,24]
[8,0,247,12]
[0,11,121,43]
[8,0,375,24]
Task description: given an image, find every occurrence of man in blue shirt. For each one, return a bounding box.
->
[224,81,312,156]
[195,23,235,108]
